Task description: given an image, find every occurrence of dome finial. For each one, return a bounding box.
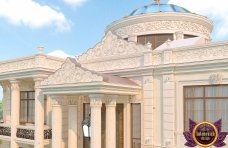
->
[154,0,161,11]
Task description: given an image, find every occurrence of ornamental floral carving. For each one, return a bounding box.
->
[82,57,141,71]
[41,58,103,86]
[175,45,228,63]
[115,21,210,38]
[77,31,150,62]
[0,58,35,73]
[209,73,223,84]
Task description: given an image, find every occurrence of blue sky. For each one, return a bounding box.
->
[0,0,228,100]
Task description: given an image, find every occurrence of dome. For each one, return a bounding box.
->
[129,4,191,16]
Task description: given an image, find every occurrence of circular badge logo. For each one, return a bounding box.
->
[192,122,218,147]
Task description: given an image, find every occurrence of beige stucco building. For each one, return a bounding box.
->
[0,2,228,148]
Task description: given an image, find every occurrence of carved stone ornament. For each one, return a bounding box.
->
[51,95,64,106]
[115,21,210,38]
[175,45,228,63]
[10,80,20,91]
[89,94,103,107]
[105,95,117,107]
[0,81,10,91]
[41,58,103,86]
[209,73,223,84]
[67,96,78,105]
[77,31,150,62]
[129,95,141,103]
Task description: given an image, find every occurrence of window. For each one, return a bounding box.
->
[20,91,35,124]
[184,34,197,39]
[131,103,141,148]
[137,34,173,49]
[184,85,228,131]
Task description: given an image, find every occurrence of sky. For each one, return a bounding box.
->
[0,0,228,99]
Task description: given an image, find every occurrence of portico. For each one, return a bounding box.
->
[39,58,141,148]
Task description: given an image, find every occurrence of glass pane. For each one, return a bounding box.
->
[205,85,228,97]
[20,100,27,123]
[206,99,228,131]
[20,92,27,100]
[185,99,204,130]
[131,104,141,148]
[184,87,204,98]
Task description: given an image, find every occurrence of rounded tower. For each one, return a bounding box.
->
[106,2,213,49]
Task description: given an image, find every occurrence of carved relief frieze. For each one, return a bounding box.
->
[77,31,150,63]
[175,45,228,63]
[114,21,210,38]
[41,58,103,86]
[82,57,141,71]
[0,58,35,73]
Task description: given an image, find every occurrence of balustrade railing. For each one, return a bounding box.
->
[16,126,52,140]
[0,124,11,136]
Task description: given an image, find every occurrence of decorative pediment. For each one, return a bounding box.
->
[77,31,150,62]
[41,58,103,86]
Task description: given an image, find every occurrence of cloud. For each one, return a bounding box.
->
[168,0,228,40]
[0,0,70,31]
[63,0,86,6]
[48,50,74,58]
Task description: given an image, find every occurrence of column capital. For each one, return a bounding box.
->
[129,95,142,103]
[51,95,64,106]
[89,94,103,108]
[34,77,45,88]
[0,81,10,90]
[105,95,117,107]
[67,96,78,106]
[10,79,20,91]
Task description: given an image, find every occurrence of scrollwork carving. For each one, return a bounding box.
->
[115,21,210,38]
[41,58,103,86]
[175,45,228,63]
[77,31,150,63]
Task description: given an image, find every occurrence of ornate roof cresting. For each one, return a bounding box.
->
[41,58,103,86]
[76,31,150,62]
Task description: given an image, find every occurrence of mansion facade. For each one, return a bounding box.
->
[0,2,228,148]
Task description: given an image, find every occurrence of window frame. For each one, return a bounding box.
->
[184,85,228,131]
[20,91,35,124]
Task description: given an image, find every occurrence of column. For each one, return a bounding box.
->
[68,96,78,148]
[34,78,44,148]
[10,80,20,148]
[105,95,117,148]
[89,94,103,148]
[1,81,10,123]
[51,96,63,148]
